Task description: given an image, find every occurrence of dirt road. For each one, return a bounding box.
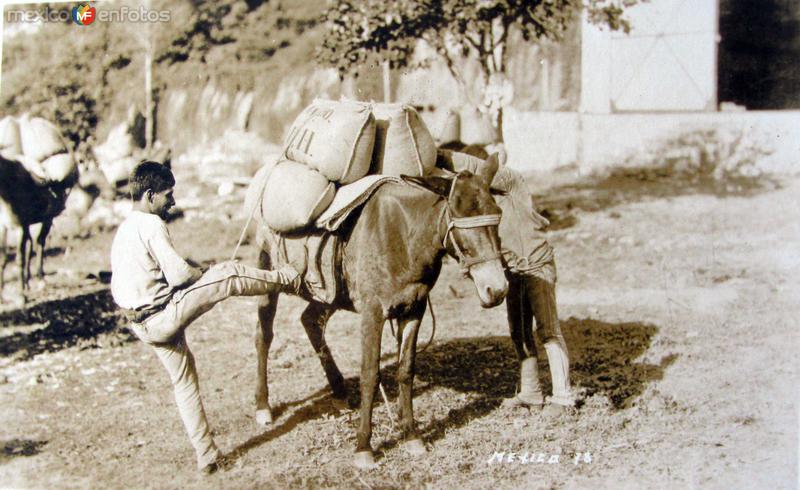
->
[1,173,797,488]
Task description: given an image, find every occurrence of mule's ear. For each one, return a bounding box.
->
[401,174,452,196]
[485,143,507,166]
[478,153,500,182]
[497,147,508,167]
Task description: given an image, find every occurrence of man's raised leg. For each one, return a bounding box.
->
[172,261,298,330]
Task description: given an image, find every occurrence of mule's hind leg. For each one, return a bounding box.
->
[0,226,7,300]
[395,301,427,455]
[506,275,544,407]
[353,304,384,469]
[35,220,52,279]
[300,301,347,401]
[254,249,279,426]
[18,227,31,297]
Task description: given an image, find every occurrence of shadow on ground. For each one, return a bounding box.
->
[535,168,778,230]
[231,317,669,459]
[0,439,48,465]
[0,288,132,360]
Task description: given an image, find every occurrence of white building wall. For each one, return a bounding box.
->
[581,0,719,113]
[504,109,800,175]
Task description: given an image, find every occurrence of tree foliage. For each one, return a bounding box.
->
[318,0,640,140]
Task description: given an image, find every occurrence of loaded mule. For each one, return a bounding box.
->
[0,154,76,302]
[249,152,509,468]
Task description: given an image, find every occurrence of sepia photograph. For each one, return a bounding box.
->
[0,0,797,487]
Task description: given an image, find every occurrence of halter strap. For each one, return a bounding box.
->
[445,214,502,237]
[441,205,502,274]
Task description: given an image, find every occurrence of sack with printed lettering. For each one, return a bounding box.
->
[284,99,375,184]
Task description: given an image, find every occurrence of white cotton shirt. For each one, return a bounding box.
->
[110,210,195,311]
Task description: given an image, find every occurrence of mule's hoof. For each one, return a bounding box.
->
[330,397,349,412]
[255,409,273,426]
[542,401,576,417]
[352,451,377,469]
[402,438,427,456]
[503,393,544,409]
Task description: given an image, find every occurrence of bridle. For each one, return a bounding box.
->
[439,174,502,275]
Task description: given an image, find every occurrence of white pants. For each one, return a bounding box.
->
[129,261,292,469]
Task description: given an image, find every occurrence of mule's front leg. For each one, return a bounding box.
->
[254,251,280,426]
[396,302,426,456]
[354,306,384,469]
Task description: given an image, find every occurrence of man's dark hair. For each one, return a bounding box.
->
[130,161,175,200]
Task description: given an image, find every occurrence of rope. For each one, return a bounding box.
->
[502,245,554,277]
[378,381,397,431]
[230,175,269,261]
[379,296,438,432]
[418,296,436,354]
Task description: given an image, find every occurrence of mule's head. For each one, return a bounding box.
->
[403,152,509,308]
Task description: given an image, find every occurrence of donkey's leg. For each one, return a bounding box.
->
[300,301,346,401]
[24,228,34,286]
[506,275,544,407]
[18,227,31,295]
[254,249,280,426]
[35,220,52,279]
[395,301,427,456]
[354,305,384,469]
[0,226,7,299]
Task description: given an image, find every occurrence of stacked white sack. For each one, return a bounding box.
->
[369,102,437,177]
[4,115,77,183]
[260,160,335,232]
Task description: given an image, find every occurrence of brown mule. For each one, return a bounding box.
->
[251,153,508,468]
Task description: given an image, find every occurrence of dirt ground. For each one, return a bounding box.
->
[0,169,797,489]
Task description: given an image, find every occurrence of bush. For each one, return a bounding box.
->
[623,127,775,180]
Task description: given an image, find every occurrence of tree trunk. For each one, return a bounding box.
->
[145,46,153,151]
[144,0,154,151]
[382,60,392,103]
[494,106,504,144]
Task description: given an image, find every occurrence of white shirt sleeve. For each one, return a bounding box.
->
[145,219,197,288]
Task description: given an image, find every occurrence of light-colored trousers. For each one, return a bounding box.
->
[129,261,293,469]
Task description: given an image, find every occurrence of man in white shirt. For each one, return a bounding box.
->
[110,161,299,474]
